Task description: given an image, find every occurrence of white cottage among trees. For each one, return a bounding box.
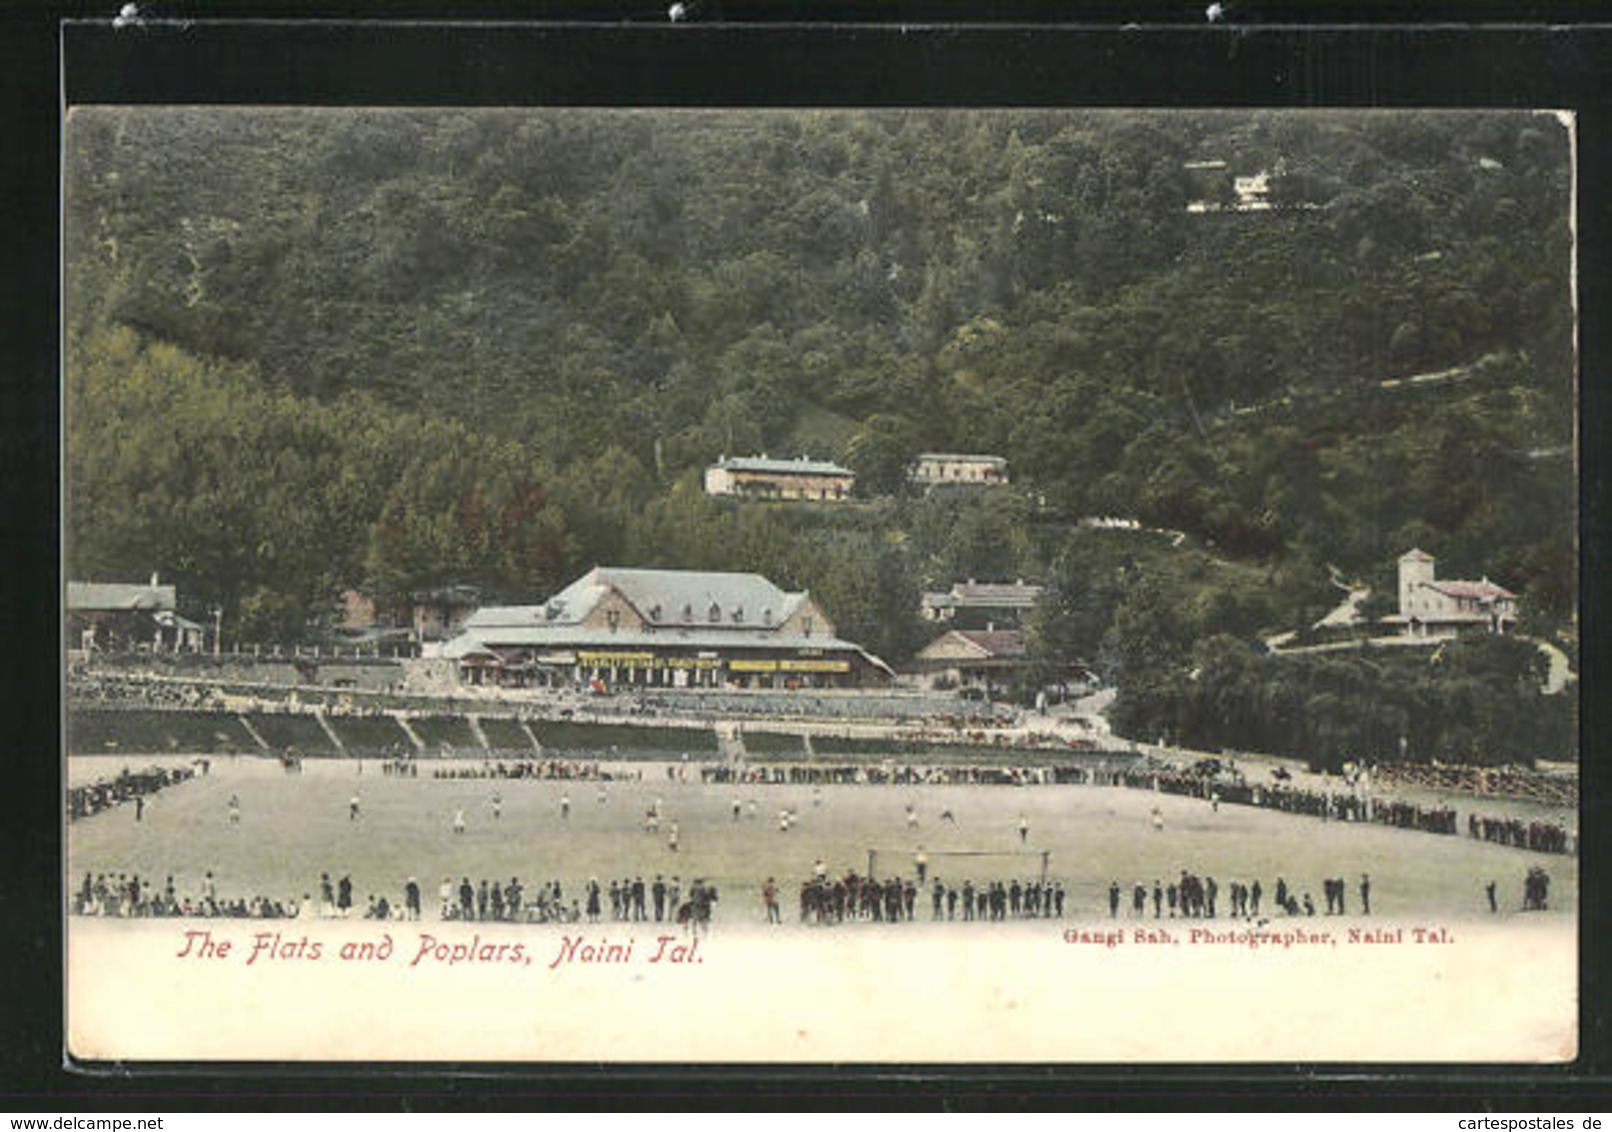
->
[1391,548,1517,637]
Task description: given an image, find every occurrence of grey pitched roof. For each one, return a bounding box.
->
[450,567,891,674]
[468,567,810,631]
[67,581,176,612]
[922,580,1043,610]
[914,453,1008,465]
[451,624,863,654]
[712,455,854,478]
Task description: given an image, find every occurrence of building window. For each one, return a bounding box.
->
[606,609,620,633]
[802,617,814,637]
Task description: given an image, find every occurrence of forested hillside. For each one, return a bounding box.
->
[64,107,1577,764]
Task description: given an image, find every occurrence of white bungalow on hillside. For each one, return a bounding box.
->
[704,455,856,501]
[1389,548,1517,637]
[909,453,1009,488]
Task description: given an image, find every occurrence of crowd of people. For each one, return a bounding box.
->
[429,759,633,782]
[700,761,1123,787]
[786,868,1067,925]
[1105,870,1365,920]
[67,763,200,822]
[68,673,226,712]
[274,871,723,928]
[697,756,1572,859]
[1468,813,1573,855]
[1118,766,1571,855]
[73,870,294,919]
[1374,762,1579,806]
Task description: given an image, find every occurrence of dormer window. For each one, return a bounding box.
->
[649,604,662,622]
[708,602,722,623]
[763,608,774,626]
[732,605,744,624]
[682,603,693,622]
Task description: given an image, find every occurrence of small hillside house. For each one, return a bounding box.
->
[704,455,856,501]
[909,453,1009,488]
[1391,548,1517,637]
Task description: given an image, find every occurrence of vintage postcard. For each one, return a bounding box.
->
[62,101,1579,1064]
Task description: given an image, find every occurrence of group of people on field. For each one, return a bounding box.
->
[1108,869,1373,921]
[67,764,198,822]
[429,758,626,782]
[74,869,290,920]
[782,869,1067,926]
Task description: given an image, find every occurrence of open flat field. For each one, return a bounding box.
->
[67,753,1577,924]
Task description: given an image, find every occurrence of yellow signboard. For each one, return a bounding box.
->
[779,659,851,673]
[578,652,658,666]
[576,653,849,674]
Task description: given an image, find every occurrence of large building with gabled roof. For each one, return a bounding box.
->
[440,566,892,690]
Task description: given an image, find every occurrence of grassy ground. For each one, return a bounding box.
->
[67,753,1577,927]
